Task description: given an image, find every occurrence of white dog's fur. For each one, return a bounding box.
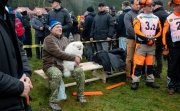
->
[63,41,84,77]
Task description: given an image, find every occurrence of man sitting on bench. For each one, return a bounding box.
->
[42,19,86,111]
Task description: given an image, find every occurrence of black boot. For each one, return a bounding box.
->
[131,82,139,90]
[146,82,160,89]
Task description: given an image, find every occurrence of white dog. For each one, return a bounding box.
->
[63,41,84,77]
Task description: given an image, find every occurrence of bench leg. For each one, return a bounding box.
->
[92,70,107,83]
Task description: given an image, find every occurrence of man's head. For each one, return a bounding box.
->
[122,1,130,10]
[48,0,61,9]
[110,6,116,15]
[87,6,94,13]
[49,19,62,37]
[36,10,43,16]
[169,0,180,12]
[98,2,106,12]
[130,0,140,11]
[152,0,163,11]
[139,0,153,13]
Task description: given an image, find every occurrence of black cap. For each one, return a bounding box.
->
[48,0,61,3]
[153,0,163,6]
[87,6,94,12]
[98,2,105,7]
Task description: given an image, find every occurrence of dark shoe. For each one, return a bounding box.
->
[77,95,87,103]
[146,82,160,89]
[168,88,175,95]
[131,82,139,90]
[49,102,62,111]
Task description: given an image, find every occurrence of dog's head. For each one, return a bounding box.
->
[65,41,84,58]
[71,41,84,51]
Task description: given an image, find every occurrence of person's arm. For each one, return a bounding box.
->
[108,14,115,38]
[133,17,147,40]
[44,37,75,61]
[62,11,73,31]
[124,13,135,38]
[154,20,162,38]
[32,18,43,30]
[18,40,32,77]
[0,71,24,96]
[162,20,170,47]
[90,19,95,39]
[116,14,124,37]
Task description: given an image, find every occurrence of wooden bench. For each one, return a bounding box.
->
[34,62,125,87]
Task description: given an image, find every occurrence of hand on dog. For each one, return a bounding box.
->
[75,56,81,66]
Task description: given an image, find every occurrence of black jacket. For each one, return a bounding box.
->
[116,8,131,37]
[0,10,31,111]
[47,7,72,37]
[82,12,95,41]
[153,7,169,48]
[90,11,114,40]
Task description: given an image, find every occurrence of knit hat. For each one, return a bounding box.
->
[49,19,61,30]
[87,6,94,12]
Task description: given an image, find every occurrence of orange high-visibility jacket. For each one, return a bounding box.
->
[133,13,162,41]
[162,12,180,47]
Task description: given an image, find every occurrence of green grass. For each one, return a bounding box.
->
[29,55,180,111]
[29,29,180,111]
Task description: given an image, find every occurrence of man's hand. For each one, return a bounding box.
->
[107,37,111,41]
[40,27,44,30]
[20,74,33,97]
[90,38,93,41]
[75,56,81,66]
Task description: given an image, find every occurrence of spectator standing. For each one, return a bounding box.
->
[21,11,32,58]
[124,0,140,82]
[131,0,161,90]
[116,1,131,51]
[0,1,33,110]
[162,0,180,95]
[152,0,169,78]
[47,0,72,38]
[90,2,114,51]
[32,10,46,59]
[82,6,96,61]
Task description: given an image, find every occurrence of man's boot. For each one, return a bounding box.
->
[146,82,160,89]
[131,82,139,90]
[49,102,62,111]
[168,88,175,95]
[77,95,87,103]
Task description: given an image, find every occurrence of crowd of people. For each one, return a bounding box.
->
[0,0,180,111]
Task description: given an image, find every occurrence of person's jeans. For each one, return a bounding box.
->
[119,37,127,51]
[96,42,109,51]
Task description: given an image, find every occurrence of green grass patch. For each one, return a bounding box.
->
[29,56,180,111]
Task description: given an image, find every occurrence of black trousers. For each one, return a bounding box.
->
[35,37,45,59]
[168,47,180,89]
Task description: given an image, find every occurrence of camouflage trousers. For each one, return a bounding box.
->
[46,66,85,103]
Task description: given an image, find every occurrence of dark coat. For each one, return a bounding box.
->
[32,16,46,38]
[116,8,131,37]
[90,11,114,40]
[21,15,32,45]
[47,7,72,37]
[153,7,169,48]
[0,11,31,110]
[82,12,95,41]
